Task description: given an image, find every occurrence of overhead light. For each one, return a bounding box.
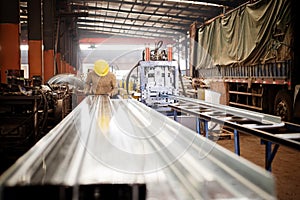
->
[88,44,97,49]
[20,45,28,51]
[165,0,224,8]
[80,44,97,50]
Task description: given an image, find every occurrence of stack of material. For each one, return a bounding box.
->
[0,95,276,200]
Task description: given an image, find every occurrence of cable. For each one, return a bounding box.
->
[126,61,140,95]
[39,90,49,134]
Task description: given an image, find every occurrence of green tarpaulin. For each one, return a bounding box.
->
[195,0,292,70]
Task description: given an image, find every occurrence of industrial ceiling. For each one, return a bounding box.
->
[19,0,250,70]
[21,0,250,41]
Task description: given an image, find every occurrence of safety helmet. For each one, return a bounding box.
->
[94,59,109,76]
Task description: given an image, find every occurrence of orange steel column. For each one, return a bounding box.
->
[66,62,69,73]
[44,50,54,82]
[0,0,20,83]
[65,62,69,73]
[61,60,66,73]
[28,40,43,79]
[43,0,55,82]
[0,24,20,83]
[28,0,43,82]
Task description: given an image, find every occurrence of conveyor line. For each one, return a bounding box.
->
[169,96,300,149]
[168,95,300,171]
[0,95,276,199]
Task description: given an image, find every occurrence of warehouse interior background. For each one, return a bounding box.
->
[16,0,250,79]
[0,0,300,200]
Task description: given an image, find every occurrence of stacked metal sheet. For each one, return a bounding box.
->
[0,95,276,200]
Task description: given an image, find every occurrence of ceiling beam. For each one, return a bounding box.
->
[71,0,221,14]
[81,13,189,28]
[78,27,178,40]
[77,23,184,37]
[77,18,187,34]
[71,4,206,22]
[203,0,249,8]
[69,0,247,8]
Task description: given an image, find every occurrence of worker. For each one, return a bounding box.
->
[85,59,117,96]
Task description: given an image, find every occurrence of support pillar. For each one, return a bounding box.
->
[43,0,55,82]
[62,59,66,73]
[44,50,54,81]
[72,35,79,73]
[28,0,43,82]
[189,22,198,78]
[59,19,66,74]
[56,53,62,74]
[66,62,69,73]
[0,0,20,83]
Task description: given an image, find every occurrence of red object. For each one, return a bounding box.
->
[167,46,172,61]
[145,47,150,61]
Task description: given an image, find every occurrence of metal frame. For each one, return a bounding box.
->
[139,61,179,109]
[169,95,300,171]
[20,0,249,39]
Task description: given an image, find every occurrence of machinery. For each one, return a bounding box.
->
[123,41,181,112]
[0,71,84,174]
[139,60,178,109]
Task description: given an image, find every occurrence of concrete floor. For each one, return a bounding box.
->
[217,133,300,200]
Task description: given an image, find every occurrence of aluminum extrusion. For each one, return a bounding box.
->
[0,95,276,200]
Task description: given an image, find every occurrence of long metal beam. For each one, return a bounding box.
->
[77,19,186,34]
[78,29,174,40]
[71,0,223,16]
[169,95,300,151]
[0,95,276,199]
[68,0,245,8]
[77,26,176,40]
[71,4,201,22]
[78,14,189,29]
[77,24,184,40]
[77,23,183,39]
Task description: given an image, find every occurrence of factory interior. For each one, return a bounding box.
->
[0,0,300,199]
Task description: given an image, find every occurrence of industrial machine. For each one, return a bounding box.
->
[139,60,178,109]
[0,71,84,174]
[123,41,181,112]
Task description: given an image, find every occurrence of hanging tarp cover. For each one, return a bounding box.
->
[196,0,292,70]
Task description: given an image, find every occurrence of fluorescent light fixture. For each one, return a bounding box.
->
[165,0,224,8]
[20,45,28,51]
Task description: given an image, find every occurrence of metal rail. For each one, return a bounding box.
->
[168,95,300,170]
[0,95,276,199]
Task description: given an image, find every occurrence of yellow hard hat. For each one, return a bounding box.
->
[94,59,109,76]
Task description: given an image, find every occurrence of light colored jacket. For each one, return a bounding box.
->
[85,70,117,95]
